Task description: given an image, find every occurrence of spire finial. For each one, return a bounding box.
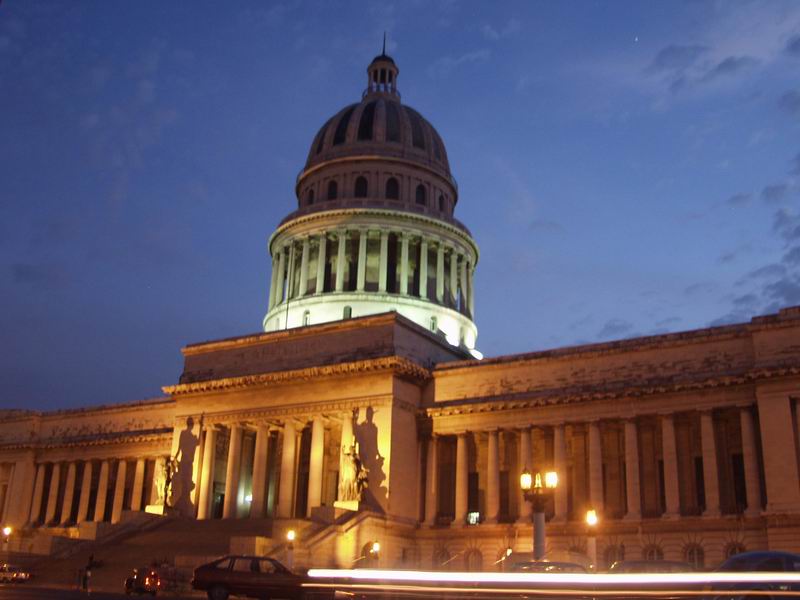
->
[382,31,386,56]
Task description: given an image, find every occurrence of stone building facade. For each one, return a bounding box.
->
[1,52,799,572]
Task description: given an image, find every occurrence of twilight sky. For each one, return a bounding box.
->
[1,1,799,411]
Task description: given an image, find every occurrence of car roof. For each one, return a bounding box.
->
[729,551,800,559]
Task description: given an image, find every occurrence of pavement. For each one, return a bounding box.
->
[0,583,197,599]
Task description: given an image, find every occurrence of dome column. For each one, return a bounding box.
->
[316,233,327,294]
[286,242,296,299]
[419,237,428,298]
[275,247,286,306]
[379,230,389,292]
[449,247,458,307]
[335,230,347,292]
[459,253,468,313]
[400,232,409,295]
[268,255,279,310]
[357,229,368,291]
[468,261,475,317]
[436,241,445,303]
[298,237,310,297]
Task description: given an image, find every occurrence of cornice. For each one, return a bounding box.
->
[164,356,431,397]
[0,429,173,452]
[428,365,800,418]
[270,208,479,262]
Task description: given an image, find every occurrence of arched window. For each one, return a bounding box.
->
[438,194,445,211]
[463,549,483,572]
[724,542,746,559]
[354,176,368,198]
[684,544,704,570]
[415,184,427,205]
[386,177,399,200]
[642,544,664,561]
[327,180,338,201]
[603,545,625,570]
[430,316,438,332]
[433,547,451,571]
[307,189,315,205]
[343,306,352,319]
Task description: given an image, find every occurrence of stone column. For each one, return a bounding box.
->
[623,420,641,520]
[356,230,368,291]
[553,424,568,521]
[76,461,93,524]
[44,463,61,525]
[130,458,146,512]
[29,463,46,524]
[285,242,296,299]
[335,230,347,292]
[298,237,310,297]
[661,414,680,518]
[277,421,297,518]
[454,432,469,526]
[739,407,762,517]
[223,424,243,519]
[425,436,438,526]
[756,388,800,513]
[436,242,445,303]
[275,247,286,305]
[268,255,279,310]
[94,460,110,522]
[307,417,325,517]
[250,425,269,519]
[111,460,127,524]
[468,263,475,317]
[316,233,327,294]
[459,254,468,312]
[400,233,409,295]
[486,429,500,523]
[198,427,217,520]
[588,421,604,513]
[419,238,428,298]
[700,411,721,517]
[449,248,458,307]
[59,462,77,525]
[378,230,389,293]
[517,428,532,522]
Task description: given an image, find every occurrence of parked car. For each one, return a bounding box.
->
[192,555,302,600]
[510,560,588,573]
[124,566,161,596]
[608,560,693,573]
[0,563,32,583]
[711,550,800,600]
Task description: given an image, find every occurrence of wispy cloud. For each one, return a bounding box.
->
[726,192,752,207]
[778,90,800,116]
[481,18,521,41]
[761,183,790,204]
[597,318,634,340]
[428,49,491,78]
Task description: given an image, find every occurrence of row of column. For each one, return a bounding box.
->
[196,416,329,520]
[425,406,763,526]
[268,229,475,317]
[28,457,160,527]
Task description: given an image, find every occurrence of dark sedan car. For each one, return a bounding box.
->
[192,555,303,600]
[712,550,800,599]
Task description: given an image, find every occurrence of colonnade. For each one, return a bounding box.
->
[268,228,475,319]
[425,406,764,526]
[196,414,343,521]
[27,456,161,527]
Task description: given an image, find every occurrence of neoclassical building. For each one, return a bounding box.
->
[1,52,799,576]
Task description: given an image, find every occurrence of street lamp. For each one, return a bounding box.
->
[2,526,11,548]
[520,467,558,560]
[286,529,296,570]
[585,509,598,570]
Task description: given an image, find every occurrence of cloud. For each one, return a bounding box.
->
[597,318,634,340]
[701,55,758,82]
[726,192,752,207]
[648,44,709,74]
[746,264,787,280]
[761,183,789,204]
[784,246,800,266]
[791,152,800,175]
[786,34,800,57]
[685,282,716,296]
[529,219,564,234]
[779,90,800,116]
[428,49,491,78]
[481,18,521,41]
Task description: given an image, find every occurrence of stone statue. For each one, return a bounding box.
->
[338,439,368,502]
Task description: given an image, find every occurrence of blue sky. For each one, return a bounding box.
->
[1,1,799,411]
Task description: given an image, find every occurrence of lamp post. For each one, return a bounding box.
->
[369,541,380,565]
[585,509,598,571]
[2,526,11,550]
[286,529,296,570]
[520,468,558,560]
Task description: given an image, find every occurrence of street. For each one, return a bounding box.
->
[0,585,196,599]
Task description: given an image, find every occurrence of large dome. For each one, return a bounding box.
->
[292,52,460,223]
